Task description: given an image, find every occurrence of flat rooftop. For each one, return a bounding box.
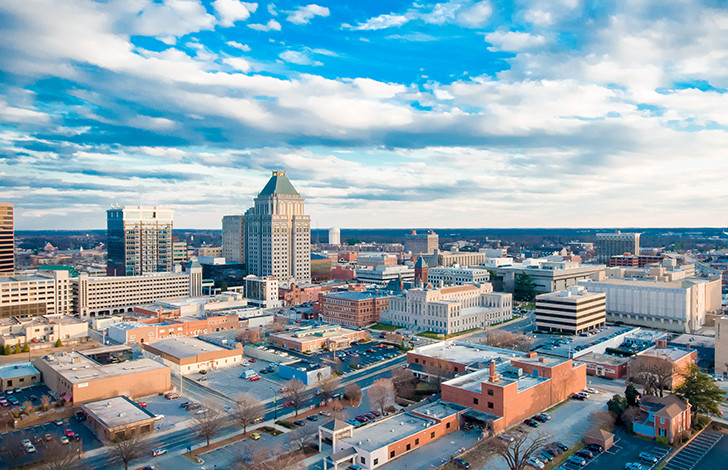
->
[281,360,326,371]
[0,274,54,283]
[669,334,715,348]
[82,396,156,429]
[272,324,361,341]
[411,341,527,365]
[625,329,668,342]
[36,352,167,385]
[575,352,629,367]
[340,413,439,452]
[641,347,694,362]
[142,336,230,359]
[410,400,468,421]
[545,326,637,357]
[323,291,389,301]
[0,363,40,379]
[585,277,712,289]
[444,363,550,392]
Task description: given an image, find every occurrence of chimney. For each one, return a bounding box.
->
[489,361,498,382]
[526,351,537,359]
[656,339,668,348]
[686,343,691,349]
[538,357,545,363]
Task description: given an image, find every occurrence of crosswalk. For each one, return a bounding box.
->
[662,431,723,470]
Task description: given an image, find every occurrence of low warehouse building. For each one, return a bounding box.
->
[34,351,170,404]
[0,363,41,392]
[269,324,368,353]
[142,336,244,375]
[576,352,630,379]
[278,360,331,385]
[82,395,158,441]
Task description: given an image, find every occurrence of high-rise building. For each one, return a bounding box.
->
[596,231,640,262]
[106,206,174,276]
[244,170,311,287]
[222,215,245,263]
[404,230,438,255]
[328,227,340,245]
[172,239,188,265]
[0,203,13,273]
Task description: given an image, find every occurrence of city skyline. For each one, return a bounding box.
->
[2,1,728,230]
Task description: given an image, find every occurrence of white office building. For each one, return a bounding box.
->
[243,275,281,309]
[427,265,490,286]
[383,283,512,334]
[0,268,72,318]
[222,215,245,264]
[356,265,414,285]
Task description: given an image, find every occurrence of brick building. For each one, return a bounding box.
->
[608,254,664,267]
[269,324,368,352]
[82,395,159,442]
[408,342,586,433]
[575,352,629,379]
[629,342,698,389]
[142,336,244,375]
[632,395,691,443]
[34,351,170,404]
[279,281,345,307]
[320,291,390,327]
[107,311,243,345]
[404,230,439,255]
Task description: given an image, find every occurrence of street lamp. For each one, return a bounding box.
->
[271,387,279,428]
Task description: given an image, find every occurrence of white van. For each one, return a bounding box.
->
[241,369,256,379]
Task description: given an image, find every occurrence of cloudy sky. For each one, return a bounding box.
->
[1,0,728,230]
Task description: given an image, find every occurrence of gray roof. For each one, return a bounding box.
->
[259,170,299,196]
[0,363,40,380]
[321,419,352,432]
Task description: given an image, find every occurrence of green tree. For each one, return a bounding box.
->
[625,384,639,406]
[13,344,21,354]
[346,238,362,246]
[21,343,30,353]
[55,339,63,347]
[607,394,628,418]
[220,281,228,292]
[3,345,10,355]
[513,272,537,302]
[674,364,724,418]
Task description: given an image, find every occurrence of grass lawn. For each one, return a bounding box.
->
[417,328,481,340]
[369,322,399,331]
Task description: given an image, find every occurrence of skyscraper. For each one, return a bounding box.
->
[596,231,640,262]
[404,230,439,255]
[0,203,13,273]
[106,206,174,276]
[222,215,245,264]
[244,170,311,286]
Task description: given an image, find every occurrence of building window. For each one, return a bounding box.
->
[661,418,665,424]
[415,438,419,445]
[487,389,494,396]
[447,422,451,428]
[415,358,419,363]
[473,398,478,405]
[431,431,435,438]
[406,443,411,451]
[374,459,378,465]
[390,451,395,458]
[488,402,494,409]
[361,457,366,464]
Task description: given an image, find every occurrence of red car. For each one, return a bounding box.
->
[64,429,74,437]
[283,401,294,408]
[249,359,257,363]
[249,376,260,382]
[137,402,147,408]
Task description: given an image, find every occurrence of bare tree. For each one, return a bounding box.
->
[40,439,81,470]
[318,375,340,402]
[22,400,34,414]
[232,439,270,470]
[391,367,416,399]
[193,406,225,447]
[487,330,532,351]
[288,422,318,451]
[368,378,395,416]
[236,328,261,345]
[422,353,451,390]
[40,394,52,411]
[344,383,362,405]
[257,445,303,470]
[109,433,150,470]
[281,379,307,417]
[588,409,617,431]
[489,428,553,470]
[629,354,676,397]
[328,400,346,422]
[232,393,264,434]
[270,317,288,333]
[621,406,642,428]
[4,433,27,469]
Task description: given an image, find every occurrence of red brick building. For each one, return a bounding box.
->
[279,282,345,307]
[608,254,664,267]
[320,291,390,327]
[633,395,691,443]
[576,352,629,379]
[408,342,586,433]
[629,343,698,389]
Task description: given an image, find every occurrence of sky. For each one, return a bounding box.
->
[2,0,728,230]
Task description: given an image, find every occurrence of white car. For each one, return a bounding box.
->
[585,387,599,394]
[224,405,233,413]
[498,434,515,442]
[526,457,545,469]
[26,444,36,453]
[152,448,167,457]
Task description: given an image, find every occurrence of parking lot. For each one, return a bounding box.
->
[190,359,286,402]
[1,383,55,409]
[311,341,404,375]
[0,415,103,468]
[663,429,724,470]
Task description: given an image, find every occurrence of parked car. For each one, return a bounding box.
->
[165,392,181,399]
[152,448,167,457]
[14,387,21,393]
[250,432,261,440]
[137,402,147,408]
[576,449,593,459]
[625,464,647,470]
[571,393,586,401]
[26,444,36,453]
[61,436,69,444]
[22,439,31,448]
[64,429,75,437]
[293,420,306,427]
[224,405,233,413]
[639,452,658,463]
[253,416,264,424]
[306,415,318,421]
[54,419,64,426]
[525,456,545,469]
[198,376,209,382]
[319,411,331,417]
[346,418,360,426]
[523,419,539,427]
[44,434,53,441]
[567,456,587,466]
[586,443,603,453]
[371,410,381,417]
[584,387,599,394]
[249,376,261,382]
[538,451,553,461]
[453,458,471,469]
[364,413,376,420]
[355,415,368,423]
[498,434,515,442]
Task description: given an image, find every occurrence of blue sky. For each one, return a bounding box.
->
[2,0,728,230]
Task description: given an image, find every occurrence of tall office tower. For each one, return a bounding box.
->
[244,170,311,287]
[328,227,340,245]
[404,230,439,255]
[596,231,640,262]
[0,203,13,273]
[222,215,245,263]
[106,206,174,276]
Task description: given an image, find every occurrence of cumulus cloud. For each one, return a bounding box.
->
[279,50,322,66]
[212,0,258,27]
[226,41,251,51]
[248,19,282,31]
[342,13,409,31]
[223,57,252,72]
[286,4,330,25]
[484,31,547,51]
[125,0,216,38]
[456,1,493,28]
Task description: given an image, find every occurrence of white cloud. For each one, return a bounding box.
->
[211,0,258,27]
[0,101,50,124]
[286,4,330,25]
[525,9,553,26]
[343,14,409,31]
[248,19,282,31]
[386,32,438,42]
[226,41,251,51]
[484,31,547,51]
[122,0,216,38]
[268,3,278,16]
[455,1,492,28]
[279,50,322,66]
[223,57,252,72]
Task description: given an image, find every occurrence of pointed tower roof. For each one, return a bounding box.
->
[414,256,428,268]
[259,169,299,196]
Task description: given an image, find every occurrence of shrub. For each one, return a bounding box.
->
[3,345,10,356]
[22,343,30,353]
[13,344,21,354]
[55,339,63,347]
[655,436,669,446]
[275,420,296,430]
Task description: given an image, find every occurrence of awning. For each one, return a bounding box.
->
[326,447,357,464]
